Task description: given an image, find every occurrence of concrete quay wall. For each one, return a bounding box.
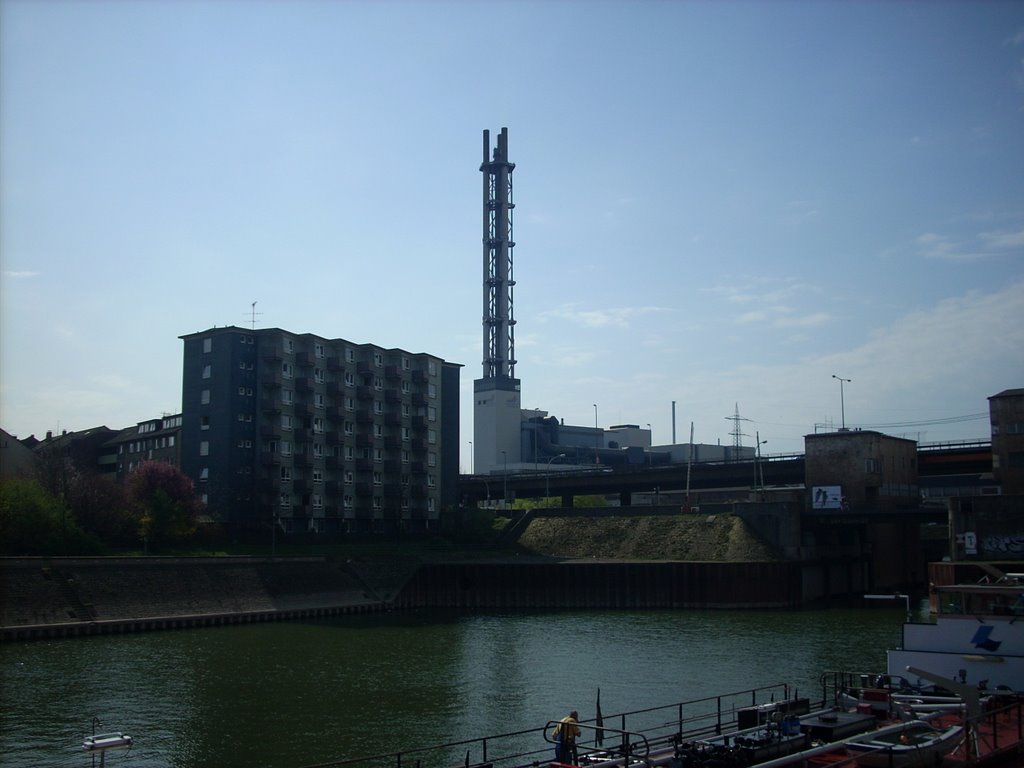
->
[2,557,809,641]
[0,556,385,642]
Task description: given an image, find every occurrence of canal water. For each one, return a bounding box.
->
[0,605,915,768]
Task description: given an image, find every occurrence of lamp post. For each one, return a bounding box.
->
[646,423,653,467]
[756,431,767,493]
[832,374,851,430]
[593,403,599,465]
[468,441,473,475]
[501,450,507,510]
[545,453,566,498]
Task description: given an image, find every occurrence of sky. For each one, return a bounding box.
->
[2,0,1023,470]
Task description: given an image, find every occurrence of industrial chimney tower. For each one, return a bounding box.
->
[474,128,522,475]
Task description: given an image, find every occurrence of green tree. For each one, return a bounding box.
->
[0,477,89,554]
[127,462,202,550]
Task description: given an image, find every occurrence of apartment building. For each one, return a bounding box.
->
[179,326,460,534]
[103,414,183,481]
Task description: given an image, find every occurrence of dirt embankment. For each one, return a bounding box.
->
[515,514,779,561]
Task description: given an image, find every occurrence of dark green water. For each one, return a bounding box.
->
[0,606,910,768]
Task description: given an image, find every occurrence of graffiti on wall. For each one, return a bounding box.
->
[982,535,1024,556]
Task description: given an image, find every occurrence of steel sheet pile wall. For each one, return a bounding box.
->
[394,561,801,610]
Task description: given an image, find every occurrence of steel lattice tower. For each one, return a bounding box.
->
[481,127,516,379]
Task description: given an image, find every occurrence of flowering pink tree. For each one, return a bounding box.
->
[127,461,202,550]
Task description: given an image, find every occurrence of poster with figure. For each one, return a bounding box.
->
[811,485,842,509]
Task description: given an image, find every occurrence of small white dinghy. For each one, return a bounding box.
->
[844,719,963,768]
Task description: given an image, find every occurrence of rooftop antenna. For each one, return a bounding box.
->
[725,403,751,459]
[246,301,263,330]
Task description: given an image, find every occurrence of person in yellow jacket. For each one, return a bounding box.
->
[552,710,580,764]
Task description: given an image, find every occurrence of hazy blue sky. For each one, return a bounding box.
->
[2,0,1022,466]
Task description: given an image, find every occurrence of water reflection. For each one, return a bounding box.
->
[0,607,906,768]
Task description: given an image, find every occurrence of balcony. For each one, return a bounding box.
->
[262,346,283,363]
[296,378,313,393]
[260,452,281,466]
[412,393,427,406]
[356,434,373,448]
[355,409,374,424]
[385,389,400,404]
[356,385,374,401]
[262,373,283,389]
[385,365,401,381]
[412,370,428,384]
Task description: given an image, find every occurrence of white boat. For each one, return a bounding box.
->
[82,732,133,751]
[843,720,963,768]
[888,570,1024,694]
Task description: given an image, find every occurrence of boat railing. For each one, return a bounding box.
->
[297,683,797,768]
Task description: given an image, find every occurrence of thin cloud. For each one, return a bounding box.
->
[2,270,40,278]
[916,233,988,262]
[980,229,1024,249]
[539,304,671,329]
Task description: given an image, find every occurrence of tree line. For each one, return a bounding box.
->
[0,450,203,555]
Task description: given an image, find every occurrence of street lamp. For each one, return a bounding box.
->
[593,404,599,465]
[756,431,767,493]
[545,453,566,497]
[832,374,851,430]
[468,441,473,475]
[501,450,507,510]
[646,423,653,467]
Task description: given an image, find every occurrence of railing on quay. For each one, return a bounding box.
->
[299,683,800,768]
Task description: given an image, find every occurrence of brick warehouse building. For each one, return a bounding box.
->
[180,326,461,535]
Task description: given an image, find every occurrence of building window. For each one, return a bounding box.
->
[428,383,436,399]
[373,496,382,510]
[312,494,323,510]
[402,403,410,417]
[373,471,383,485]
[428,406,436,422]
[201,390,210,405]
[374,424,383,438]
[402,427,410,442]
[283,390,293,405]
[344,421,354,435]
[282,362,293,379]
[428,452,436,467]
[314,343,325,359]
[402,450,410,464]
[374,448,383,462]
[427,498,436,513]
[280,466,292,481]
[374,400,383,415]
[313,469,323,484]
[313,443,323,458]
[374,351,383,367]
[344,471,354,484]
[200,467,209,481]
[401,474,409,486]
[280,493,292,508]
[343,494,354,509]
[345,396,355,411]
[373,376,383,391]
[314,367,324,384]
[402,356,410,370]
[313,417,324,433]
[281,441,292,456]
[428,429,437,445]
[282,414,292,431]
[200,441,209,456]
[345,348,355,363]
[169,436,175,447]
[202,365,211,379]
[203,338,212,353]
[401,380,410,394]
[314,393,324,409]
[344,371,355,387]
[285,338,294,353]
[345,446,354,460]
[427,474,436,488]
[201,415,210,431]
